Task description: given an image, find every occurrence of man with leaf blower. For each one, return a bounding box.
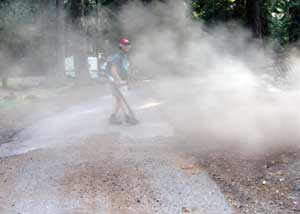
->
[108,37,138,125]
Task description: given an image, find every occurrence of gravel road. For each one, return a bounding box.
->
[0,89,232,214]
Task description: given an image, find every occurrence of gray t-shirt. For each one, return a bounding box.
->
[111,53,130,80]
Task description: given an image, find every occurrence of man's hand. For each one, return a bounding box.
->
[118,80,127,86]
[127,81,133,90]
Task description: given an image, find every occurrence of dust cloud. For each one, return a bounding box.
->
[117,0,300,152]
[1,0,300,153]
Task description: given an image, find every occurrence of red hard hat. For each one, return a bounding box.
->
[120,38,130,45]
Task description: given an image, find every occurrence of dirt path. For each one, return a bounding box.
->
[0,89,232,214]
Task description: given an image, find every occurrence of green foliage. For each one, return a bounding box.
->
[264,0,300,45]
[266,0,289,45]
[190,0,300,46]
[190,0,245,23]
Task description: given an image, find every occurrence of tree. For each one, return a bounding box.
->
[69,0,89,84]
[0,0,42,88]
[55,0,65,81]
[246,0,264,38]
[288,2,300,45]
[0,0,298,89]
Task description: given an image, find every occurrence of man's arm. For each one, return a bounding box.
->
[111,65,125,85]
[126,73,133,89]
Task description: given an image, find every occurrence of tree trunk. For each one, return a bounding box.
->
[55,0,65,82]
[233,0,246,20]
[70,0,89,84]
[246,0,263,38]
[2,77,8,89]
[40,0,51,77]
[289,6,300,46]
[95,0,100,56]
[95,0,101,70]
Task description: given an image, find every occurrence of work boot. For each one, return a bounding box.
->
[125,114,139,125]
[109,114,122,125]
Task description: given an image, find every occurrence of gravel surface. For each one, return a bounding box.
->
[0,88,232,214]
[196,149,300,214]
[2,83,299,214]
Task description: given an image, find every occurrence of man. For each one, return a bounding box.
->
[109,37,136,125]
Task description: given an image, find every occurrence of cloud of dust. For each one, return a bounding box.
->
[117,0,300,152]
[0,1,55,79]
[1,0,300,154]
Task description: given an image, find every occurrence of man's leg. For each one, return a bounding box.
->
[110,86,137,125]
[110,96,123,124]
[118,93,138,125]
[114,96,123,115]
